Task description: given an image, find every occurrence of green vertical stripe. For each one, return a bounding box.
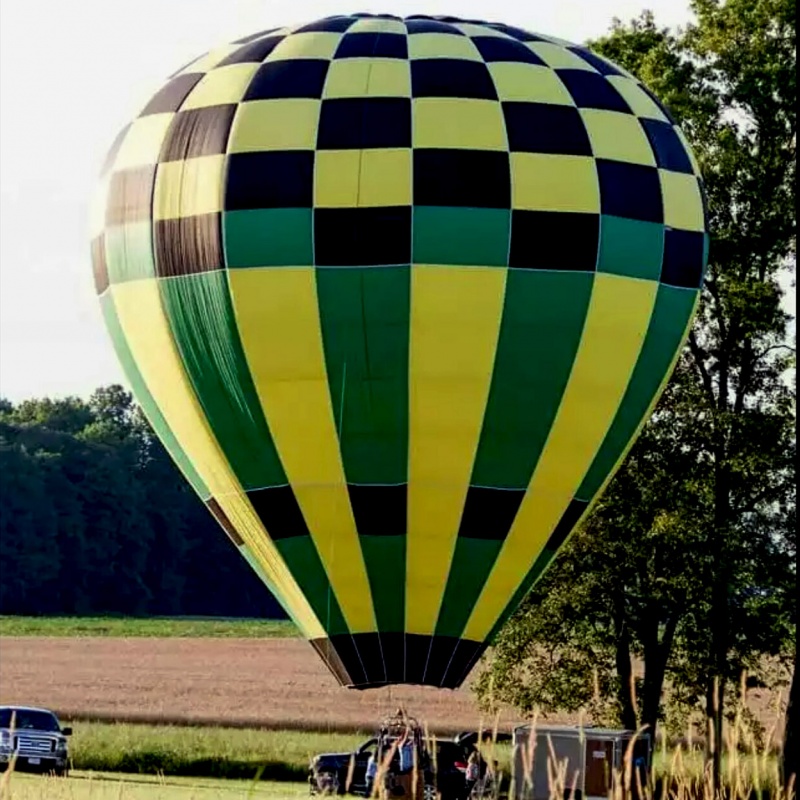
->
[576,284,697,500]
[315,266,410,484]
[470,271,595,488]
[157,272,286,490]
[158,271,348,637]
[100,291,208,498]
[483,285,698,646]
[275,538,349,636]
[315,265,411,633]
[240,544,302,630]
[434,271,593,640]
[360,537,406,632]
[435,539,504,638]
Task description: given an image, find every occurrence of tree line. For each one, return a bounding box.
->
[474,0,796,789]
[0,386,284,620]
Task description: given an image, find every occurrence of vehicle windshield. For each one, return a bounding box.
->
[0,709,60,732]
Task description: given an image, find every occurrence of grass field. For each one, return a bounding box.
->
[66,721,362,780]
[0,617,296,639]
[0,771,309,799]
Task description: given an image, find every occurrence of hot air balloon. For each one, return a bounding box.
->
[89,13,708,689]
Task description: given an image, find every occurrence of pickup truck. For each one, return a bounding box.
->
[0,706,72,776]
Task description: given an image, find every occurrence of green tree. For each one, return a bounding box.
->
[476,0,796,786]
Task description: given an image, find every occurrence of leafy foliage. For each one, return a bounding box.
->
[475,0,796,781]
[0,387,285,619]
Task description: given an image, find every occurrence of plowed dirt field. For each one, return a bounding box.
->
[0,636,529,733]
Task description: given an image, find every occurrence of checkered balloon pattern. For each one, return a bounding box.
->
[91,14,708,689]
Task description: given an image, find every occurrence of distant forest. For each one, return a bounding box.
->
[0,386,285,619]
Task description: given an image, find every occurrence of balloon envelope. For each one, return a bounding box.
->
[90,13,708,689]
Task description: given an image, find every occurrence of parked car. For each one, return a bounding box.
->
[309,718,508,799]
[0,706,72,776]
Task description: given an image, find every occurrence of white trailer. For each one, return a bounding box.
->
[511,724,651,800]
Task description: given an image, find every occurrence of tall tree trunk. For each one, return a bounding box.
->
[614,605,638,732]
[640,613,680,746]
[782,658,798,791]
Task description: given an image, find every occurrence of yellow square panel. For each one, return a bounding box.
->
[511,153,600,213]
[452,22,511,37]
[347,17,407,33]
[229,99,320,151]
[181,63,260,110]
[153,155,224,220]
[359,148,412,206]
[580,109,656,166]
[407,33,482,60]
[323,58,411,98]
[113,113,174,169]
[266,32,343,61]
[414,98,507,150]
[178,44,240,75]
[660,170,705,231]
[315,148,412,207]
[605,77,669,121]
[487,62,575,104]
[527,42,597,71]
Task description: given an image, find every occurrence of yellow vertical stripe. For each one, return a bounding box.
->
[227,267,377,633]
[406,265,507,635]
[463,273,658,641]
[110,280,325,640]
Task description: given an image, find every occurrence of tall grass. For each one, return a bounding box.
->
[0,616,295,639]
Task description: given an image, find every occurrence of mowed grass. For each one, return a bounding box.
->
[67,721,363,781]
[0,617,296,639]
[0,771,309,799]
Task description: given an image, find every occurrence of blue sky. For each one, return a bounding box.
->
[0,0,706,401]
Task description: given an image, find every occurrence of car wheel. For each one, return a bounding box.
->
[423,784,438,800]
[315,771,341,795]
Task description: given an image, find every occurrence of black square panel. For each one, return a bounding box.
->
[413,149,510,208]
[105,166,157,225]
[232,27,282,44]
[159,105,236,162]
[502,102,592,155]
[486,23,545,41]
[154,213,223,277]
[640,118,693,174]
[567,47,623,76]
[334,31,408,59]
[295,16,356,32]
[225,151,314,209]
[244,59,330,100]
[217,36,285,65]
[597,159,663,223]
[317,98,411,149]
[661,228,706,288]
[140,73,203,116]
[472,36,545,64]
[556,69,632,113]
[347,484,407,536]
[509,209,600,270]
[457,486,525,540]
[411,58,497,99]
[246,485,311,539]
[315,207,412,266]
[405,18,464,34]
